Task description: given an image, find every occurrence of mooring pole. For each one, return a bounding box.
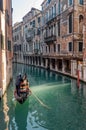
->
[77,61,81,88]
[77,69,80,88]
[0,88,2,99]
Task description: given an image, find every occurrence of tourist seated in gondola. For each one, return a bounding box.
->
[19,74,31,96]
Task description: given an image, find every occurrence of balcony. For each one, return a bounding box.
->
[26,36,33,43]
[73,33,83,40]
[46,13,57,24]
[59,51,83,59]
[44,35,56,44]
[34,49,39,54]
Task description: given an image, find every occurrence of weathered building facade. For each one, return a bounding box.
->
[13,22,23,63]
[13,0,86,82]
[22,8,42,65]
[0,0,13,97]
[40,0,85,81]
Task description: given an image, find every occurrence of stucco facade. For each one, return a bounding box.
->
[13,22,23,63]
[0,0,13,97]
[22,8,42,64]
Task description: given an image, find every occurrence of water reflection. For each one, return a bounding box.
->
[3,93,9,130]
[12,64,86,129]
[1,63,86,130]
[14,101,29,130]
[28,80,86,130]
[27,77,69,129]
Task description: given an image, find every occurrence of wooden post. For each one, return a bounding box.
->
[83,0,86,81]
[77,61,81,88]
[0,88,2,99]
[77,70,80,88]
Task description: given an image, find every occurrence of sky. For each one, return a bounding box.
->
[12,0,43,24]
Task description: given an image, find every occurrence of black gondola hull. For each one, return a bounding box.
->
[14,90,30,104]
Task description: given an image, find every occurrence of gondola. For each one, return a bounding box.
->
[14,79,31,104]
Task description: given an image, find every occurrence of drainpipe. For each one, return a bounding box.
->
[83,0,86,81]
[83,0,86,59]
[73,0,74,54]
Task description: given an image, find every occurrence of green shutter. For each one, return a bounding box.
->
[8,40,11,51]
[1,34,4,49]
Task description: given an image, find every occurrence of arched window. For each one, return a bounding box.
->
[79,15,83,33]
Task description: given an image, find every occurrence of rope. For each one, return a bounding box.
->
[30,88,51,109]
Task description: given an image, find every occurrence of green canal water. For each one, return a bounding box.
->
[0,63,86,130]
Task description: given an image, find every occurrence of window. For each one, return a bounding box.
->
[69,14,72,33]
[58,0,60,14]
[33,20,35,27]
[46,12,48,22]
[8,40,11,51]
[6,10,9,25]
[54,24,56,35]
[26,44,28,51]
[37,28,40,35]
[46,46,47,53]
[54,44,56,52]
[79,0,83,5]
[19,45,21,51]
[51,26,53,35]
[79,15,83,33]
[38,17,40,23]
[58,44,60,52]
[54,4,56,17]
[68,0,73,6]
[52,6,53,18]
[25,25,27,28]
[58,21,60,36]
[1,34,4,49]
[78,42,83,52]
[68,42,72,51]
[48,0,51,4]
[49,45,50,52]
[0,0,3,11]
[17,35,19,40]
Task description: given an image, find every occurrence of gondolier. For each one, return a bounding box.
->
[14,73,31,104]
[16,73,23,96]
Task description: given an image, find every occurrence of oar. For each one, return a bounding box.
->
[29,88,51,109]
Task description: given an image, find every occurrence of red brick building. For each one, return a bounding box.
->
[40,0,85,81]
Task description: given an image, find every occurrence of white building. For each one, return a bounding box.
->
[13,22,23,63]
[22,8,42,64]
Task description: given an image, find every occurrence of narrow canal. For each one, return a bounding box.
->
[0,63,86,130]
